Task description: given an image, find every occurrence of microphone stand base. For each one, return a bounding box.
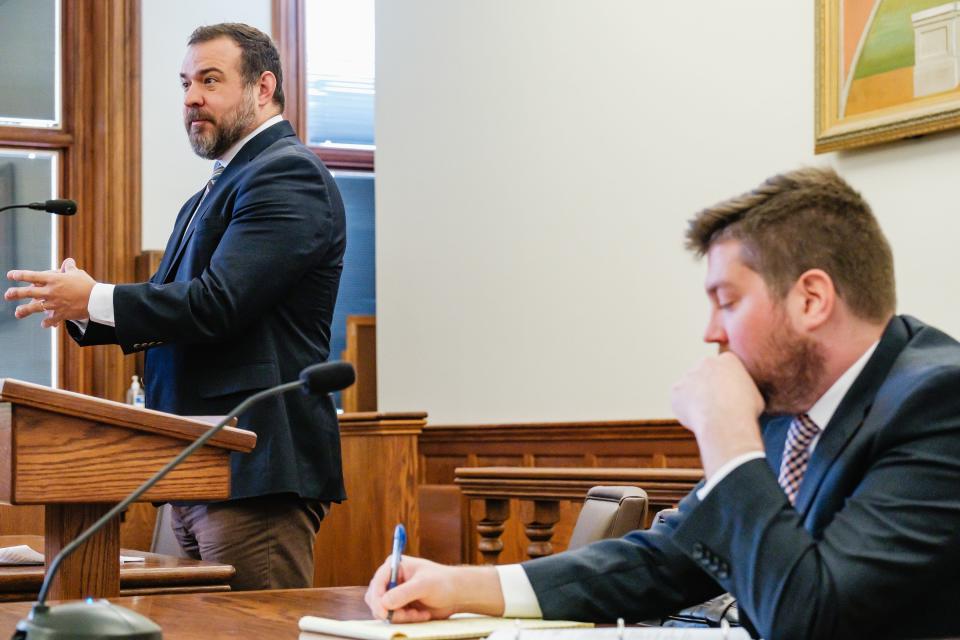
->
[13,600,162,639]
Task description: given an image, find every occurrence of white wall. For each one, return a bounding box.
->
[375,1,960,423]
[140,0,270,250]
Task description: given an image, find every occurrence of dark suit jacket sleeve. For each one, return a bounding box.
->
[522,485,724,622]
[110,151,336,353]
[670,366,960,640]
[65,318,118,346]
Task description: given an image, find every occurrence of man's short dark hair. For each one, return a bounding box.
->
[188,23,285,111]
[685,167,896,322]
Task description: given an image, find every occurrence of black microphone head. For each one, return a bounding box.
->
[45,199,77,215]
[299,362,356,394]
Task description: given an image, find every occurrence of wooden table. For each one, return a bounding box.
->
[0,535,234,602]
[0,586,369,638]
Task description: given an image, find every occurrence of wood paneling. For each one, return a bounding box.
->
[340,315,377,413]
[420,419,700,484]
[313,412,426,587]
[417,419,700,565]
[58,1,141,403]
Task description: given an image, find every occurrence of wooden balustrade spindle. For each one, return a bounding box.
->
[520,499,561,559]
[476,498,510,564]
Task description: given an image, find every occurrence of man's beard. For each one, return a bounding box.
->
[749,315,826,415]
[184,90,257,160]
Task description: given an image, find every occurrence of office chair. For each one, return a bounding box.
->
[567,485,648,550]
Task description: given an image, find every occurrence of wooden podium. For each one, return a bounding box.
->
[0,378,256,601]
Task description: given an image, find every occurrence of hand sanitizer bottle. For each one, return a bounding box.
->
[126,375,145,407]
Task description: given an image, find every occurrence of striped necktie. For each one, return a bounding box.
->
[777,413,821,505]
[183,161,225,234]
[201,160,225,203]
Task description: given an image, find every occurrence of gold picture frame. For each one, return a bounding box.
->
[816,0,960,153]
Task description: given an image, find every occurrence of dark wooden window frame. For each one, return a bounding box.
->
[0,1,141,402]
[273,0,375,171]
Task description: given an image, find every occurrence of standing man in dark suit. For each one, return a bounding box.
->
[5,23,346,591]
[363,168,960,639]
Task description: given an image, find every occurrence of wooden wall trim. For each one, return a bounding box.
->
[0,128,73,148]
[0,2,140,401]
[456,466,702,502]
[272,0,306,140]
[59,1,141,401]
[421,419,690,444]
[271,0,375,171]
[339,412,426,437]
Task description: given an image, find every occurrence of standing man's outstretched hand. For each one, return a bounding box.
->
[364,555,505,623]
[5,258,96,328]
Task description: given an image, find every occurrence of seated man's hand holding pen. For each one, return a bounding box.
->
[364,555,505,622]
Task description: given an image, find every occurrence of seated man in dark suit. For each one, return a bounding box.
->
[364,167,960,639]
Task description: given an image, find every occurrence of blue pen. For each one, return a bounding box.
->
[386,523,406,623]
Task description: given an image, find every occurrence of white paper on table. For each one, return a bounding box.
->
[0,545,44,565]
[0,545,146,566]
[485,627,753,639]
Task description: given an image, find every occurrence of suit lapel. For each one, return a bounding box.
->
[762,415,791,473]
[163,191,215,281]
[794,316,911,515]
[156,190,204,283]
[158,120,298,283]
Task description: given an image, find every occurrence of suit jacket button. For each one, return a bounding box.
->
[717,569,729,579]
[691,543,704,560]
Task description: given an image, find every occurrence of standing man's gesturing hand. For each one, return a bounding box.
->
[5,258,95,328]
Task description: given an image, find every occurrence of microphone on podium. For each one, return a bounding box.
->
[0,199,77,216]
[12,361,356,640]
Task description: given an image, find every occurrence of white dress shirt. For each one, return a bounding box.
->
[496,340,880,617]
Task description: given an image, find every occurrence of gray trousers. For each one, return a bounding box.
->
[171,493,325,591]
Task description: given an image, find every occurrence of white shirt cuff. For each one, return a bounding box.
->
[496,564,543,618]
[696,451,766,500]
[88,283,116,327]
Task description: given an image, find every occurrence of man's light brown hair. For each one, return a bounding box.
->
[685,167,895,322]
[188,23,285,110]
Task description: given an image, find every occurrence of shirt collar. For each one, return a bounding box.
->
[806,340,879,431]
[216,114,284,168]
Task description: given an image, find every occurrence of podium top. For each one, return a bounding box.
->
[0,378,255,453]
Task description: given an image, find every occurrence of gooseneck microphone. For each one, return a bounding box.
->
[14,361,356,640]
[0,199,78,216]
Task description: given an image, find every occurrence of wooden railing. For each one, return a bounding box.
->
[455,466,703,564]
[418,419,700,565]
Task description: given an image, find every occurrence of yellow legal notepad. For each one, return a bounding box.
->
[298,615,593,640]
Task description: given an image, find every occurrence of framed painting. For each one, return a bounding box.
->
[816,0,960,152]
